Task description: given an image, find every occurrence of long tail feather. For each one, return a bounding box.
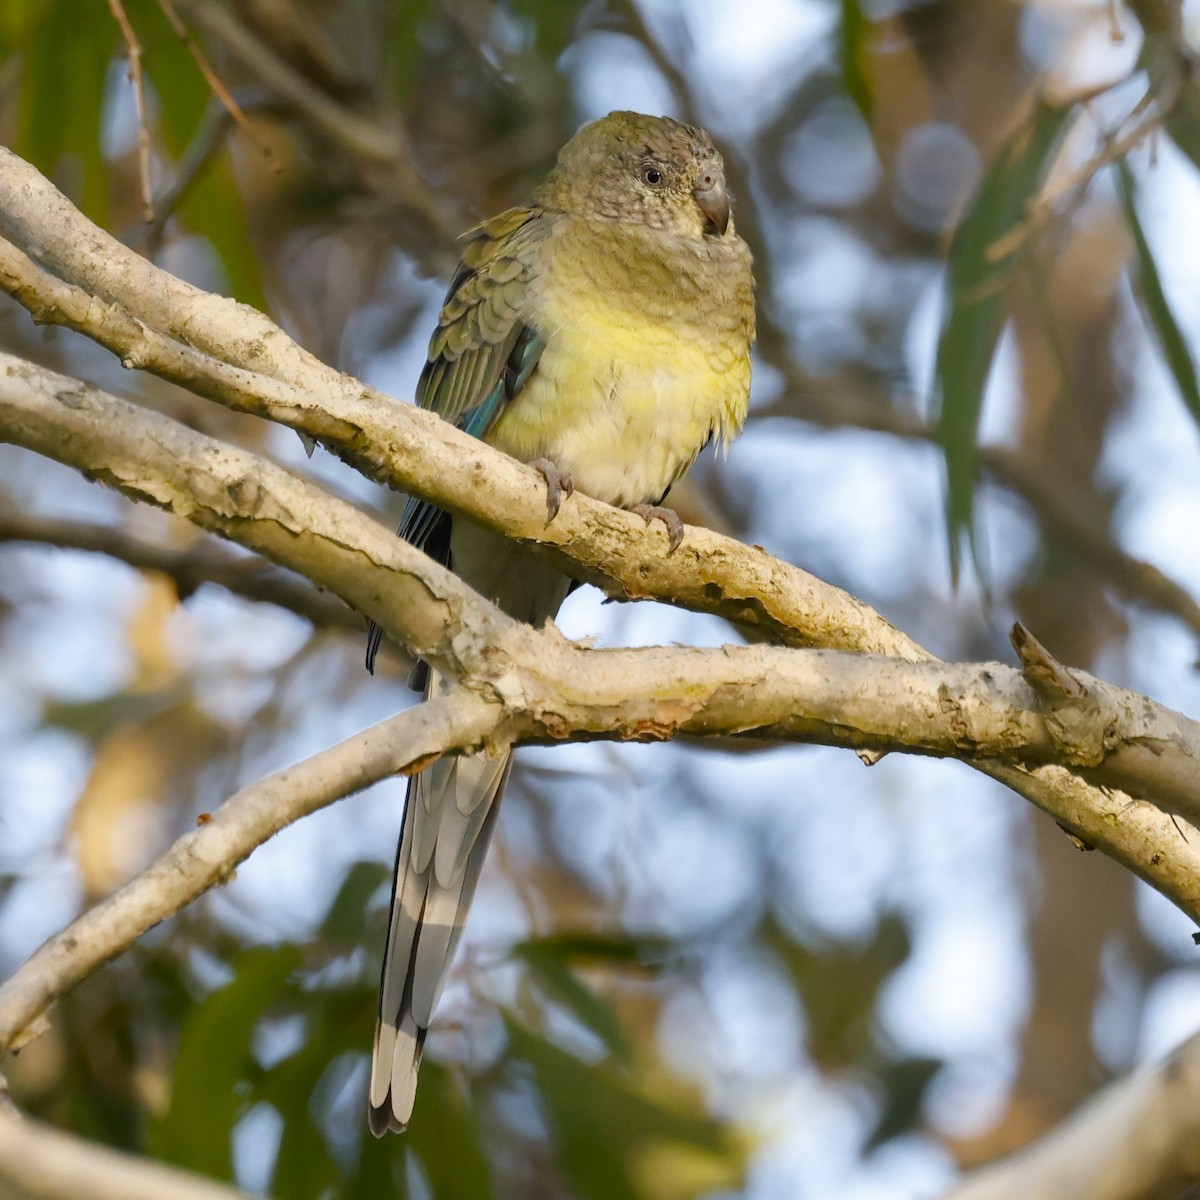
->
[368,746,510,1135]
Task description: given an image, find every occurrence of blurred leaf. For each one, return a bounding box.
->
[510,930,676,1064]
[840,0,874,122]
[320,859,388,948]
[176,157,267,309]
[406,1060,497,1200]
[147,944,301,1180]
[504,0,587,60]
[513,930,676,968]
[934,99,1073,580]
[0,0,44,45]
[387,0,436,102]
[1117,161,1200,429]
[514,943,631,1061]
[508,1023,743,1200]
[766,913,911,1068]
[15,0,115,224]
[41,690,173,743]
[865,1056,942,1149]
[259,1059,339,1198]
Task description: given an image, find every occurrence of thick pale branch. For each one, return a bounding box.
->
[0,351,524,687]
[0,1107,253,1200]
[4,353,1200,926]
[0,692,500,1057]
[942,1029,1200,1200]
[0,156,915,659]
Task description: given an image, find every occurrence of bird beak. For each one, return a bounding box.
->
[693,178,730,237]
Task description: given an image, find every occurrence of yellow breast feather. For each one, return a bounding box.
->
[488,216,754,508]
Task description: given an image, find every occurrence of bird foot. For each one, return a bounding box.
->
[531,459,575,523]
[629,504,685,553]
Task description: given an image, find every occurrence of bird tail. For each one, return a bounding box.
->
[368,740,511,1136]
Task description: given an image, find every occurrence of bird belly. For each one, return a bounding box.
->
[489,318,748,509]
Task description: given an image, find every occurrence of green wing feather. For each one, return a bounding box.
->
[366,207,548,672]
[417,206,546,429]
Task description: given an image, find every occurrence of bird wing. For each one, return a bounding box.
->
[366,206,548,671]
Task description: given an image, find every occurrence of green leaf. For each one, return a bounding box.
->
[387,0,436,103]
[512,930,676,968]
[146,944,301,1180]
[320,860,389,949]
[1117,161,1200,428]
[514,943,632,1061]
[507,1023,743,1200]
[865,1056,942,1150]
[934,99,1074,580]
[405,1060,497,1200]
[258,1057,339,1200]
[505,0,587,59]
[764,913,911,1068]
[840,0,873,123]
[15,0,116,225]
[0,0,44,47]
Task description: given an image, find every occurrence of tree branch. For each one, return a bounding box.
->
[0,510,363,633]
[942,1029,1200,1200]
[0,1104,254,1200]
[0,690,500,1057]
[4,352,1200,926]
[175,0,461,249]
[756,382,1200,645]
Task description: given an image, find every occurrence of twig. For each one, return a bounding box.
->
[154,0,270,156]
[175,0,459,244]
[988,100,1166,264]
[1012,623,1088,702]
[138,100,234,255]
[0,509,363,633]
[104,0,155,222]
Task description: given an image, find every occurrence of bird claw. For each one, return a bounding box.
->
[531,458,574,523]
[629,504,685,553]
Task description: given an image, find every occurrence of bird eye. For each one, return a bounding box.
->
[641,165,664,186]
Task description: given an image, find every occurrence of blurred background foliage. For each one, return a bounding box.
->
[2,0,1200,1197]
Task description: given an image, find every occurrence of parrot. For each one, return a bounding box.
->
[366,110,755,1135]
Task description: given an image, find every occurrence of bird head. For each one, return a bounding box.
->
[535,111,734,241]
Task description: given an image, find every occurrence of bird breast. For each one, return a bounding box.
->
[488,216,754,509]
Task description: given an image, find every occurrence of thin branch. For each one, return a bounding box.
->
[105,0,155,222]
[0,1103,254,1199]
[0,510,363,634]
[173,0,459,246]
[4,352,1200,924]
[137,99,235,256]
[942,1028,1200,1200]
[154,0,267,152]
[0,690,500,1056]
[755,384,1200,643]
[988,101,1166,263]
